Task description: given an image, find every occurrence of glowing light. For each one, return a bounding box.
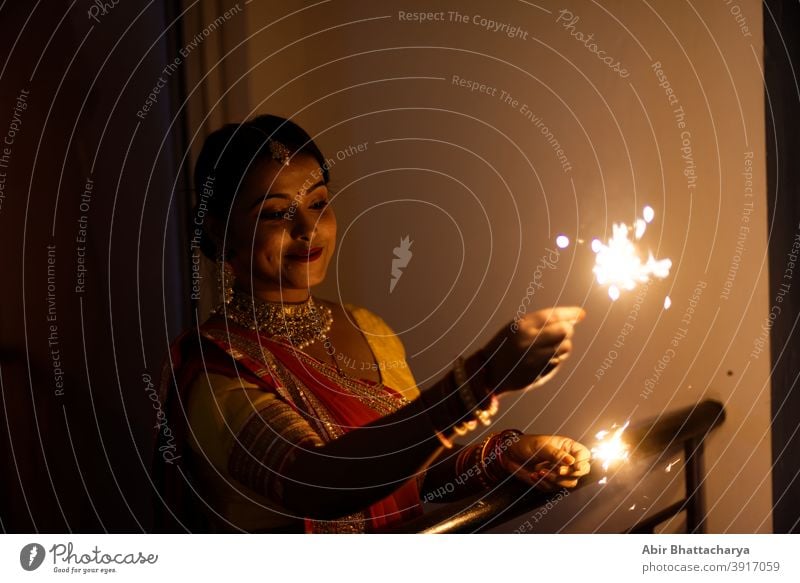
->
[629,504,637,511]
[598,477,608,485]
[592,221,672,301]
[663,296,672,310]
[591,421,630,471]
[634,219,647,239]
[665,458,681,473]
[554,204,670,302]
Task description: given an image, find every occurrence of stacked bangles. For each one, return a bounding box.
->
[431,353,499,449]
[456,429,524,488]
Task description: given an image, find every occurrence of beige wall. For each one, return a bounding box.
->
[185,0,770,532]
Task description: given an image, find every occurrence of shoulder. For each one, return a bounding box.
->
[337,301,402,338]
[187,372,270,425]
[186,372,279,461]
[325,300,420,400]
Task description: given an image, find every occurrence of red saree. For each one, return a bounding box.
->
[152,314,424,533]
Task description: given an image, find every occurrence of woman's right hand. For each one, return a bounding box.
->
[468,307,586,395]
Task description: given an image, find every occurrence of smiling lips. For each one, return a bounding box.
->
[285,246,323,263]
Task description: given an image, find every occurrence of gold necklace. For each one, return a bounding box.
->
[221,291,333,350]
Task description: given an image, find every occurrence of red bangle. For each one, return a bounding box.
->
[484,429,524,483]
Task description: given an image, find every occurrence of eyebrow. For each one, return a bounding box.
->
[249,180,326,210]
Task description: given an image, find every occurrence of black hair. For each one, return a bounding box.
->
[192,114,329,259]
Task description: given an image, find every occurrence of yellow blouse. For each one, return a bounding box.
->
[185,303,419,532]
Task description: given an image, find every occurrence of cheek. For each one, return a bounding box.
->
[319,209,337,239]
[254,227,288,263]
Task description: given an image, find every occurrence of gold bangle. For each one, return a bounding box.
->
[433,429,454,449]
[453,356,498,427]
[475,433,497,489]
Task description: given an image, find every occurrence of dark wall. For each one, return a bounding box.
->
[0,2,186,532]
[765,0,800,534]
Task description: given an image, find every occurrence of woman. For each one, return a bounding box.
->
[153,115,591,533]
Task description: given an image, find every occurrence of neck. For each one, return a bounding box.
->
[234,284,311,304]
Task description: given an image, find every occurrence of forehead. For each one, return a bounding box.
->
[240,152,323,199]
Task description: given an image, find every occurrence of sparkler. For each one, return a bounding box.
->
[591,421,630,476]
[558,205,672,302]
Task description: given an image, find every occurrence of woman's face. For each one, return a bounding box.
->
[222,152,336,302]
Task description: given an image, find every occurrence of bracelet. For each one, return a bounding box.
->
[424,356,499,450]
[453,356,499,427]
[482,429,524,483]
[454,443,475,477]
[475,433,498,489]
[456,429,524,489]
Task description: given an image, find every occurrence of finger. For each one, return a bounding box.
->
[520,321,574,344]
[569,443,592,463]
[507,460,556,489]
[558,459,591,478]
[531,442,576,467]
[556,448,576,466]
[553,339,573,359]
[524,462,567,484]
[551,478,579,489]
[551,436,586,460]
[529,307,587,326]
[571,460,591,476]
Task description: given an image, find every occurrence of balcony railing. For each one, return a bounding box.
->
[383,399,725,534]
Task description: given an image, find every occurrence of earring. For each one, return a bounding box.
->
[216,254,235,305]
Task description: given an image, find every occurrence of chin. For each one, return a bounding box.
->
[284,268,327,290]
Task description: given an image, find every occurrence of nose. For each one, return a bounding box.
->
[290,207,317,242]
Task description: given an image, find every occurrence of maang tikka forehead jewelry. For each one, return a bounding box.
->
[268,139,291,166]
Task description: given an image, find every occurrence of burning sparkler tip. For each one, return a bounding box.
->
[591,421,631,475]
[556,234,570,249]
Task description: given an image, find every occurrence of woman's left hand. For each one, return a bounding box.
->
[499,434,591,491]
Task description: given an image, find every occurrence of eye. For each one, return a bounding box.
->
[310,198,329,210]
[259,209,288,221]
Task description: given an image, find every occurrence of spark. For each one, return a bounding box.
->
[590,208,672,301]
[552,206,670,303]
[663,296,672,310]
[591,421,630,471]
[634,219,647,239]
[598,477,608,485]
[665,457,681,473]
